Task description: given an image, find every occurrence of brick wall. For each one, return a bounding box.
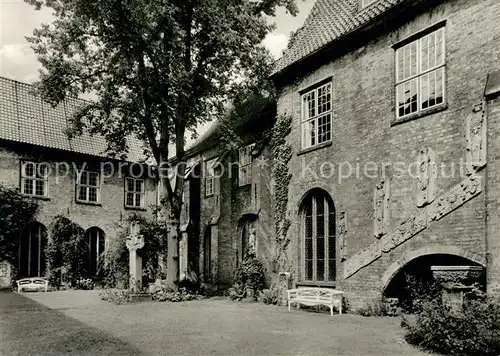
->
[0,142,157,246]
[275,0,500,305]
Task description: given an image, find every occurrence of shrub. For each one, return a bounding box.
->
[0,185,39,284]
[74,278,95,290]
[99,289,132,304]
[257,285,283,305]
[402,296,500,356]
[355,298,387,317]
[229,255,265,301]
[47,215,88,288]
[152,282,203,302]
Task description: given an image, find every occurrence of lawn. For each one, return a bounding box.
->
[0,290,428,355]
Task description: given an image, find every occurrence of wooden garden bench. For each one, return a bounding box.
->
[16,278,49,293]
[287,287,343,316]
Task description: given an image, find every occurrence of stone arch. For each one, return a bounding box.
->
[380,245,486,293]
[235,213,259,267]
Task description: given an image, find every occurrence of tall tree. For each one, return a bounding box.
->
[25,0,297,289]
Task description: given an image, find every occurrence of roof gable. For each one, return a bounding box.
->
[272,0,406,75]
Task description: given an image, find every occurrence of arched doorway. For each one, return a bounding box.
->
[19,222,47,278]
[84,227,105,277]
[203,226,212,282]
[237,214,258,268]
[299,188,336,283]
[383,253,485,311]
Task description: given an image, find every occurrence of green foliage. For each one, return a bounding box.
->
[0,185,39,281]
[230,255,265,301]
[102,215,168,288]
[402,296,500,356]
[257,285,283,305]
[355,298,388,317]
[153,283,203,302]
[74,278,95,290]
[400,272,442,313]
[99,289,133,305]
[270,114,293,272]
[46,215,88,288]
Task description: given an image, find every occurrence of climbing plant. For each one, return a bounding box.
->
[270,114,293,273]
[0,185,39,283]
[47,215,87,288]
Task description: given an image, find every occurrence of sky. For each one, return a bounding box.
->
[0,0,315,149]
[0,0,314,83]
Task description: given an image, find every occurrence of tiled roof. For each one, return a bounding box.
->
[272,0,406,75]
[0,76,146,162]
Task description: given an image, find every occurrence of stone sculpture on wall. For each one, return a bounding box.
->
[428,175,482,222]
[374,180,390,239]
[416,148,437,208]
[338,211,348,261]
[465,101,487,175]
[344,174,483,279]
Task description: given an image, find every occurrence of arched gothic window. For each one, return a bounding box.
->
[85,227,105,276]
[301,189,336,282]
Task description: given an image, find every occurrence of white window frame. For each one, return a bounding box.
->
[361,0,377,9]
[301,82,333,150]
[205,158,218,197]
[395,27,446,120]
[238,145,253,187]
[20,161,49,198]
[125,177,145,208]
[76,169,101,203]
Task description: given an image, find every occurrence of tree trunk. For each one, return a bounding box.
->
[160,177,181,291]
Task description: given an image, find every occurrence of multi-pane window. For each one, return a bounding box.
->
[301,82,332,149]
[205,158,218,196]
[239,145,253,187]
[125,177,145,208]
[302,190,336,283]
[76,170,100,203]
[21,161,48,198]
[396,27,445,119]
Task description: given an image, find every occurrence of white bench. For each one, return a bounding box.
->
[287,288,343,316]
[16,278,49,293]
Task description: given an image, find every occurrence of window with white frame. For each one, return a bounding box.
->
[205,158,217,196]
[21,161,48,198]
[361,0,377,8]
[301,82,332,149]
[238,145,253,187]
[396,27,446,119]
[76,170,100,203]
[125,177,145,208]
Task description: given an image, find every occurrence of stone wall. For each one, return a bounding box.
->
[275,0,500,306]
[0,142,157,254]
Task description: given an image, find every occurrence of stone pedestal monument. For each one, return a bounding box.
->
[431,265,483,312]
[126,222,145,292]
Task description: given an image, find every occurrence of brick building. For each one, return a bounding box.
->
[179,0,500,306]
[0,76,157,288]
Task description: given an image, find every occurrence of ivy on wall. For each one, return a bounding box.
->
[47,215,88,288]
[0,185,39,284]
[270,114,293,273]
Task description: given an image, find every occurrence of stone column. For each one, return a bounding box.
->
[126,222,145,292]
[485,71,500,297]
[431,266,483,312]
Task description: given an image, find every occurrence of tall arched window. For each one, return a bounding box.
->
[301,189,336,282]
[85,227,105,276]
[19,222,47,278]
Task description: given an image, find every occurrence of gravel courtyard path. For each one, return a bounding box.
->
[0,290,428,355]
